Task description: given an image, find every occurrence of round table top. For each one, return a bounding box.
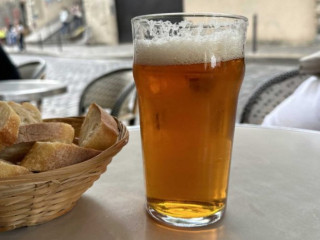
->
[2,125,320,240]
[0,79,67,101]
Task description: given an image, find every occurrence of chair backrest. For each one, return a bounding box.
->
[111,82,138,125]
[79,68,135,118]
[17,59,47,79]
[299,50,320,76]
[240,69,309,124]
[111,82,136,115]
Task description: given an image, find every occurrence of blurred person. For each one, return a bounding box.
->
[0,28,6,44]
[0,44,21,80]
[71,2,83,28]
[6,24,17,46]
[59,7,70,34]
[262,52,320,131]
[15,21,25,51]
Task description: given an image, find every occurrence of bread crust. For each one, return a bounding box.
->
[0,101,21,147]
[8,101,42,125]
[17,122,75,144]
[0,159,30,178]
[20,142,101,171]
[0,122,75,164]
[79,103,119,150]
[0,142,34,164]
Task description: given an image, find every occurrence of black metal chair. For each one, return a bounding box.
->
[111,82,138,125]
[79,68,138,125]
[240,69,309,124]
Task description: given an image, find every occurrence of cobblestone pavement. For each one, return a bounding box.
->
[11,54,296,123]
[11,55,132,119]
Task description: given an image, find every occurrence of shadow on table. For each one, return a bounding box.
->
[0,196,131,240]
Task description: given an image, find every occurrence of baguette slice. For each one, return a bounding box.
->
[8,101,42,125]
[0,142,34,164]
[79,103,119,151]
[20,142,101,172]
[17,122,75,144]
[0,123,75,164]
[0,159,30,178]
[0,101,21,148]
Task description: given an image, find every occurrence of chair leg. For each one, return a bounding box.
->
[129,93,139,126]
[129,118,136,126]
[36,99,43,112]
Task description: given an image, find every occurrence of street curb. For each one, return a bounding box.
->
[7,49,134,60]
[7,47,302,63]
[245,56,300,65]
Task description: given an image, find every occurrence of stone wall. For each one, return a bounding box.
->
[83,0,118,45]
[0,1,19,27]
[184,0,317,45]
[27,0,74,30]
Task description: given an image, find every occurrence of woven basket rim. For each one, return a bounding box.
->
[0,116,129,184]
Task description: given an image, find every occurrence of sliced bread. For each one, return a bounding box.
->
[0,101,21,148]
[8,101,42,125]
[0,159,30,178]
[0,122,75,164]
[79,103,119,151]
[17,122,75,144]
[20,142,101,172]
[0,142,34,164]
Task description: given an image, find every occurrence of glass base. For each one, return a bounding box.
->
[146,203,225,228]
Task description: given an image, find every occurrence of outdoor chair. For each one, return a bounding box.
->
[79,68,138,125]
[17,59,47,79]
[240,69,309,124]
[16,59,47,110]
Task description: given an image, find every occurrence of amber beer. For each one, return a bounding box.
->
[132,13,247,227]
[134,59,244,217]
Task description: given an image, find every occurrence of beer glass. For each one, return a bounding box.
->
[132,13,247,227]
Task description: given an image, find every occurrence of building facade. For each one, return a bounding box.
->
[184,0,317,45]
[0,0,23,27]
[1,0,317,45]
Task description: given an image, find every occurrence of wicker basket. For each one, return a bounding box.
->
[0,117,129,232]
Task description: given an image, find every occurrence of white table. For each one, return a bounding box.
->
[0,80,67,102]
[2,125,320,240]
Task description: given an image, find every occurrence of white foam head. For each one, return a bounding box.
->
[133,18,247,66]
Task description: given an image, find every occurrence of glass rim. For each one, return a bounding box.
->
[131,12,248,23]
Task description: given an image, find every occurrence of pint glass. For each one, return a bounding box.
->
[132,13,248,227]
